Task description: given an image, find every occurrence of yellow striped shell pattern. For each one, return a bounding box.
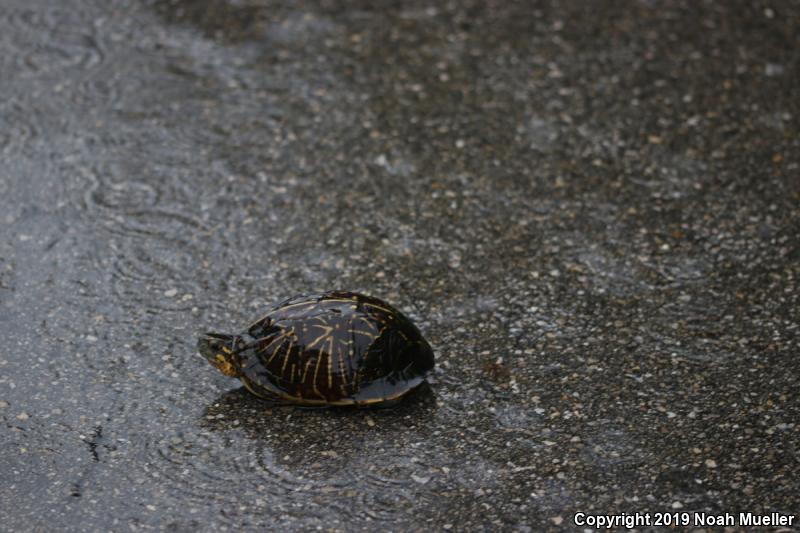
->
[235,291,435,406]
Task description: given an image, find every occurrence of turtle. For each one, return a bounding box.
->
[198,291,435,406]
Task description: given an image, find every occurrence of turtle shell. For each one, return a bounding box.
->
[237,291,434,406]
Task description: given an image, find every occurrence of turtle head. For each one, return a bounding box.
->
[198,333,243,378]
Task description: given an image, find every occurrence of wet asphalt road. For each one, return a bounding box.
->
[1,1,799,531]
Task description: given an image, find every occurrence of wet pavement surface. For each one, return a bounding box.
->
[1,1,799,531]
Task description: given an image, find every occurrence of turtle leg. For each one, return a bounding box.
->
[355,392,409,409]
[240,376,284,403]
[357,380,433,409]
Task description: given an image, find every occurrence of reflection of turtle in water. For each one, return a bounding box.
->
[199,291,435,407]
[199,385,438,485]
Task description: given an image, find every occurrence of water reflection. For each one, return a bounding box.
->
[179,384,436,523]
[201,384,435,475]
[201,383,437,440]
